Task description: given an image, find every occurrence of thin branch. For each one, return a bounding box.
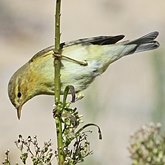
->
[53,0,64,164]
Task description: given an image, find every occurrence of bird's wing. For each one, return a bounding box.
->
[61,35,125,48]
[30,35,125,62]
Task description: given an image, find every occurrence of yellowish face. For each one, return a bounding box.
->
[8,75,23,119]
[8,64,32,119]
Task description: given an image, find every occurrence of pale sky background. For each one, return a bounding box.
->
[0,0,164,164]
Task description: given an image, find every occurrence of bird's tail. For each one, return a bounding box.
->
[124,31,159,55]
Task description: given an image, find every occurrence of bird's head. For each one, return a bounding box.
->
[8,65,34,119]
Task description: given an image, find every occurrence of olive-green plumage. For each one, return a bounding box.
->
[8,31,159,119]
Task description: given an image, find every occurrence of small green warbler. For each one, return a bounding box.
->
[8,31,159,119]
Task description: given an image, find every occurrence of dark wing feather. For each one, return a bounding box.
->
[61,35,125,48]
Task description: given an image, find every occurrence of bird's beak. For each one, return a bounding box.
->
[17,105,22,120]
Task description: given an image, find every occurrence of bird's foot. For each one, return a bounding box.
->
[75,92,84,101]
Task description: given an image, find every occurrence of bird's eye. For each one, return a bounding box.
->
[17,92,22,98]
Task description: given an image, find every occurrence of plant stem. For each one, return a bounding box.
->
[54,0,61,102]
[54,0,64,164]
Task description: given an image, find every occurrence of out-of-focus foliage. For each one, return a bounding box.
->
[129,123,165,165]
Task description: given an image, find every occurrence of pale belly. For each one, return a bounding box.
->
[60,60,101,92]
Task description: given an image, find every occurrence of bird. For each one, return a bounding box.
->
[8,31,159,119]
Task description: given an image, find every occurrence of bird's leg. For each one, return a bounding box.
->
[54,53,88,66]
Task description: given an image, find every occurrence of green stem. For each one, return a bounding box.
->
[54,0,61,102]
[53,0,64,164]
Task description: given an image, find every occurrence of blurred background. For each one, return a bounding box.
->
[0,0,164,164]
